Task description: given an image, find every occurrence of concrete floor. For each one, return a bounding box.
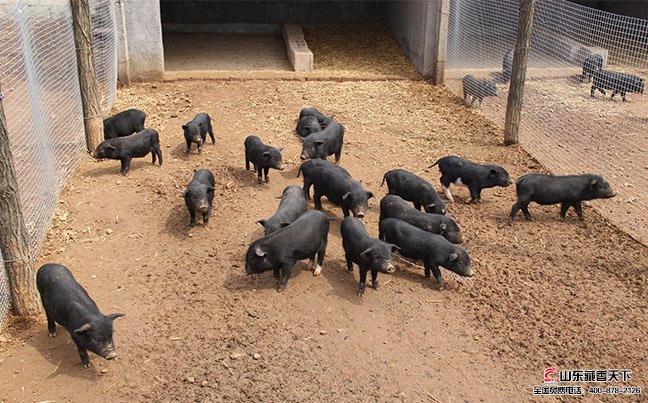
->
[163,33,292,71]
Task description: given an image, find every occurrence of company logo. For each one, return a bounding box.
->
[544,367,558,383]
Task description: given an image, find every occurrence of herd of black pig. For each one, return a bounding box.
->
[36,98,618,368]
[462,50,644,107]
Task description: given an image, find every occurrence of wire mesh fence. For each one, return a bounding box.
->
[0,0,117,328]
[445,0,648,244]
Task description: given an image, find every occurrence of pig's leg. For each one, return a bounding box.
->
[120,158,131,176]
[45,311,56,337]
[277,262,295,292]
[521,204,532,221]
[371,270,379,290]
[559,202,570,221]
[572,201,584,219]
[334,146,342,165]
[313,188,323,210]
[345,254,353,272]
[72,336,91,368]
[426,260,444,289]
[185,138,192,154]
[440,177,454,203]
[358,266,368,296]
[208,122,216,143]
[621,91,627,102]
[263,167,270,183]
[273,267,281,281]
[189,210,196,226]
[245,155,250,171]
[468,186,481,203]
[155,145,163,166]
[314,238,327,276]
[257,169,263,184]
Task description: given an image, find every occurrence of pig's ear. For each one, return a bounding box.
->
[255,247,267,257]
[181,190,187,197]
[207,186,215,192]
[182,125,187,130]
[389,244,400,253]
[426,203,436,211]
[279,222,290,229]
[262,152,271,159]
[589,179,598,188]
[489,169,498,177]
[107,145,117,151]
[439,223,447,233]
[448,253,458,263]
[277,147,284,152]
[314,140,325,146]
[366,191,374,199]
[106,313,126,321]
[74,323,92,335]
[257,219,267,228]
[360,247,373,258]
[342,192,352,201]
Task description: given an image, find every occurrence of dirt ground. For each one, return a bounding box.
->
[0,77,646,402]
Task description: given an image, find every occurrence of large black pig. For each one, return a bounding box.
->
[431,156,512,203]
[297,159,350,200]
[244,135,285,184]
[92,128,163,175]
[309,166,373,218]
[341,217,397,296]
[245,210,329,292]
[299,122,345,163]
[502,48,514,83]
[183,112,215,154]
[379,195,462,243]
[103,108,146,140]
[183,169,215,226]
[258,185,307,235]
[381,169,446,214]
[36,264,125,368]
[509,173,616,222]
[379,218,472,289]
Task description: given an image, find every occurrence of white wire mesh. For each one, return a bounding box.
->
[0,0,117,328]
[446,0,648,244]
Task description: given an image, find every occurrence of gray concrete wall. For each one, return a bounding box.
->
[122,0,164,81]
[388,0,438,79]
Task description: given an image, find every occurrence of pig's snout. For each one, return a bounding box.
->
[198,203,209,213]
[356,212,365,219]
[102,347,117,360]
[385,264,396,274]
[277,163,286,170]
[299,154,307,161]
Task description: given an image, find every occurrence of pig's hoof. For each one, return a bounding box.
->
[276,284,286,292]
[257,179,263,185]
[371,281,379,290]
[264,178,270,184]
[83,363,90,369]
[313,265,323,276]
[48,332,56,338]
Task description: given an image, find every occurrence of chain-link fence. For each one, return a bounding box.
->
[0,0,117,328]
[445,0,648,244]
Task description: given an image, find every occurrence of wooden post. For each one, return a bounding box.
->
[504,0,537,145]
[70,0,104,152]
[0,91,41,317]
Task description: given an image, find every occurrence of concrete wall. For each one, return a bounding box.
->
[388,0,439,80]
[160,1,386,25]
[121,0,164,81]
[571,1,648,19]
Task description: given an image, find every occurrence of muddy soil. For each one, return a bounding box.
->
[0,79,646,402]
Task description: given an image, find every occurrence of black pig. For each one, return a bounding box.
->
[92,128,163,175]
[309,167,373,218]
[462,75,498,107]
[379,219,472,289]
[297,159,350,200]
[431,156,512,203]
[103,108,146,140]
[299,107,334,128]
[244,135,285,184]
[379,195,462,243]
[381,169,446,214]
[258,185,307,235]
[183,169,215,226]
[502,48,514,83]
[296,116,322,137]
[341,217,397,296]
[36,264,125,368]
[591,70,644,102]
[509,173,616,222]
[183,112,215,154]
[245,210,329,292]
[581,54,603,83]
[299,122,345,163]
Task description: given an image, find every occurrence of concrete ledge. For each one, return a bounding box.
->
[163,70,421,82]
[282,22,313,72]
[163,23,282,35]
